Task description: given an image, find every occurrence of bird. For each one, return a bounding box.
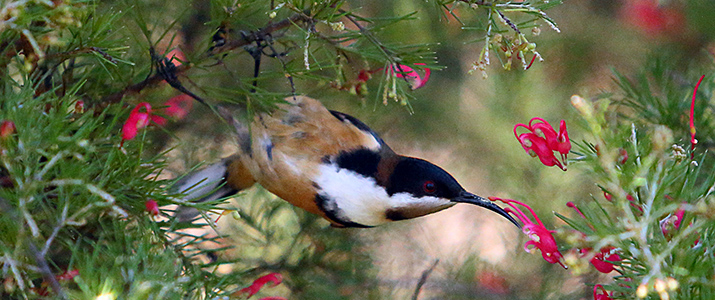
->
[173,96,519,228]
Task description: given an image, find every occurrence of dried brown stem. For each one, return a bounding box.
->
[411,259,439,300]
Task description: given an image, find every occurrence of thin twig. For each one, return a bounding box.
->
[100,12,311,106]
[411,259,439,300]
[0,196,67,299]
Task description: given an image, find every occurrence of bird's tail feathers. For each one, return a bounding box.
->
[172,158,238,221]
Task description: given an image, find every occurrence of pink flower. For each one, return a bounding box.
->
[389,63,431,90]
[514,118,570,170]
[0,120,16,139]
[235,273,283,298]
[121,102,152,146]
[593,284,613,300]
[145,199,159,216]
[489,197,566,268]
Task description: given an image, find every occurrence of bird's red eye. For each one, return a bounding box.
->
[423,181,436,194]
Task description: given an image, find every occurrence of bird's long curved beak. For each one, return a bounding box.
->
[452,192,521,228]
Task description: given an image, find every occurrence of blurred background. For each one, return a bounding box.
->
[104,0,714,298]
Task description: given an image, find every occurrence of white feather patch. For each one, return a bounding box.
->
[314,163,451,226]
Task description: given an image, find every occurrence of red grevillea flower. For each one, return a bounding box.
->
[151,94,194,126]
[0,120,16,139]
[121,102,152,146]
[477,271,509,294]
[690,75,706,155]
[618,148,628,164]
[514,118,570,171]
[593,284,613,300]
[74,100,85,114]
[583,247,621,273]
[145,199,159,216]
[389,63,431,90]
[55,269,79,281]
[621,0,685,38]
[626,194,643,213]
[235,273,283,298]
[660,205,686,237]
[489,197,566,268]
[603,191,613,202]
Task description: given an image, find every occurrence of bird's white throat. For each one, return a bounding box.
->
[314,163,451,226]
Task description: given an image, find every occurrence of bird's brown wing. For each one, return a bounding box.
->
[230,96,385,218]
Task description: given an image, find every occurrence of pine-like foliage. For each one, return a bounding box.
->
[0,0,559,299]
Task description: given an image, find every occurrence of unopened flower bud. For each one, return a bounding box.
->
[636,284,648,298]
[75,100,85,113]
[532,27,541,36]
[0,120,15,139]
[666,277,678,291]
[652,125,673,152]
[145,199,159,216]
[330,22,345,31]
[654,279,666,293]
[493,34,503,43]
[570,95,593,118]
[618,148,628,164]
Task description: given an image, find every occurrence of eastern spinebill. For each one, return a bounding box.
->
[174,96,519,228]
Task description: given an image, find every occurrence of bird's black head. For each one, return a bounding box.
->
[387,157,520,227]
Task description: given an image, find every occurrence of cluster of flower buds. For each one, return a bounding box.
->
[514,117,570,170]
[331,63,431,99]
[0,120,15,140]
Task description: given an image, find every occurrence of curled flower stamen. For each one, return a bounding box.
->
[489,197,566,268]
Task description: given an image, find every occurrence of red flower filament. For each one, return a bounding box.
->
[236,272,283,298]
[690,75,706,155]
